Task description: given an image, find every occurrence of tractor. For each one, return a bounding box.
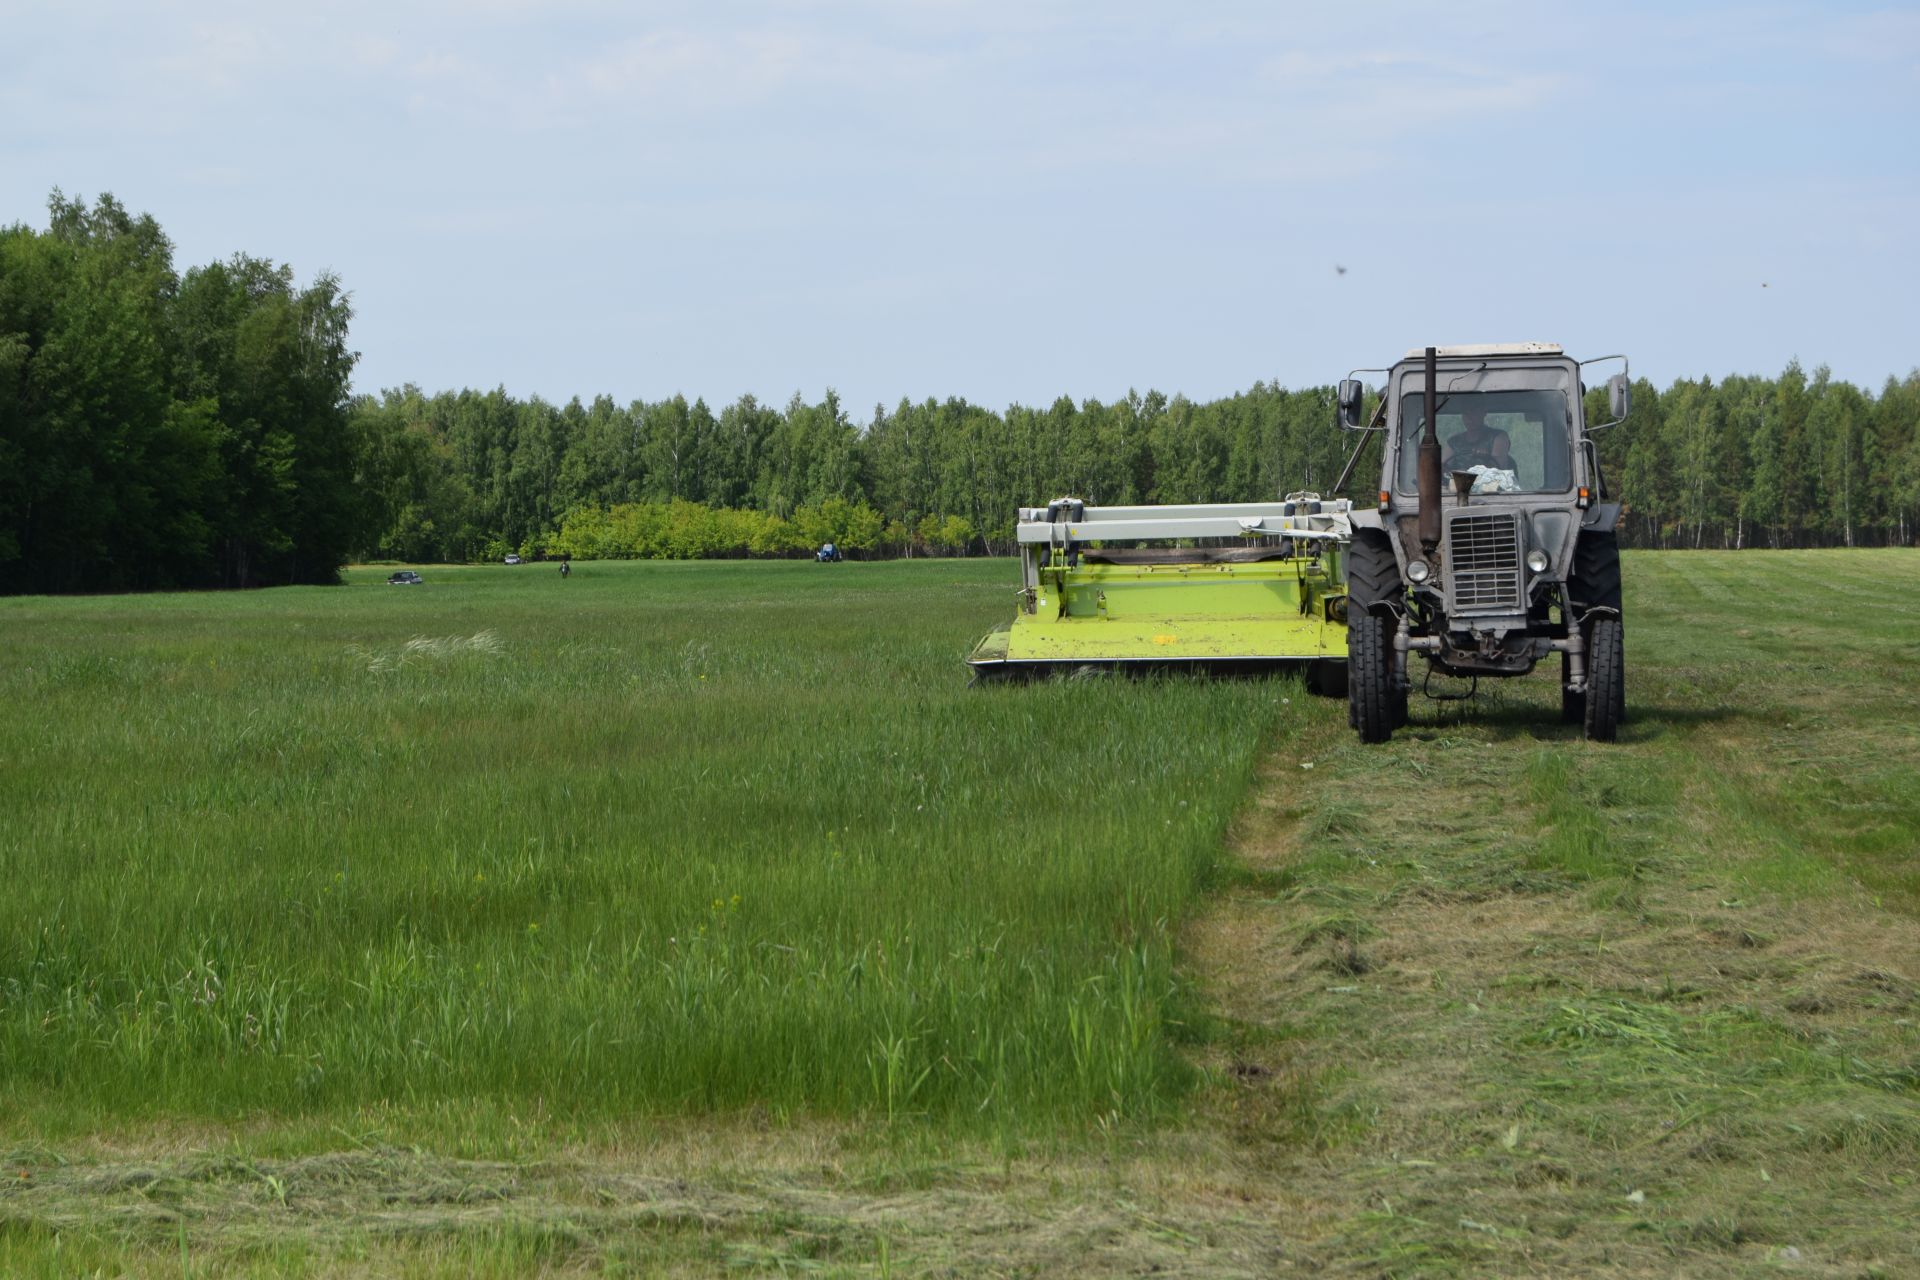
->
[1334,343,1631,742]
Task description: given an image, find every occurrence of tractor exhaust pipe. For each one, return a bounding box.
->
[1417,346,1442,556]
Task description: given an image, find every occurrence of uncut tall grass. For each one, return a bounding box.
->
[2,560,1294,1129]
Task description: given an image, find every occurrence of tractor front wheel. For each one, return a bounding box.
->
[1349,610,1398,743]
[1583,616,1625,742]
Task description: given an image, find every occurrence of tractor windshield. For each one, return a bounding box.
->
[1397,389,1572,494]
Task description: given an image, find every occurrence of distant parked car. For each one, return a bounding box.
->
[504,554,522,565]
[387,570,423,585]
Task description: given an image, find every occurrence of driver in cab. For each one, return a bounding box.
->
[1443,408,1512,473]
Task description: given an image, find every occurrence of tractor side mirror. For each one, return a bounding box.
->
[1337,379,1364,428]
[1607,373,1631,422]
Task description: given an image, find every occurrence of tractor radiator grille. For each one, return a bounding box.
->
[1447,513,1523,611]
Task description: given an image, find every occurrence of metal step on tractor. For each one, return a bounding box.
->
[1335,343,1632,742]
[966,342,1631,744]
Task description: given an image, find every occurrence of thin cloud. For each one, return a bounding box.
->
[3,2,1913,407]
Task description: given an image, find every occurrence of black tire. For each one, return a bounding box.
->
[1569,532,1623,613]
[1569,533,1623,737]
[1308,658,1348,698]
[1560,651,1585,723]
[1345,532,1405,739]
[1349,610,1397,743]
[1346,531,1404,610]
[1583,616,1625,742]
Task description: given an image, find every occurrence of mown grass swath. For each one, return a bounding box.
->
[1196,546,1920,1275]
[0,559,1295,1129]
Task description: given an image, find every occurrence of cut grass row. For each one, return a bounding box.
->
[1197,546,1920,1275]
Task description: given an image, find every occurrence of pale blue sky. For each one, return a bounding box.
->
[4,1,1916,413]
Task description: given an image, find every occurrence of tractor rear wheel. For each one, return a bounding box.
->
[1346,530,1404,610]
[1349,610,1397,743]
[1583,616,1625,742]
[1569,532,1623,612]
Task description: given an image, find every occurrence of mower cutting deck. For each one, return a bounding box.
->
[967,497,1353,679]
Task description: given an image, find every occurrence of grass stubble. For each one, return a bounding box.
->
[1195,548,1920,1276]
[3,549,1918,1275]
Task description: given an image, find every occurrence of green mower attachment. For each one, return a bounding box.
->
[967,497,1353,679]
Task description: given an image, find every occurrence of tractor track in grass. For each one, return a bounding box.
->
[1190,743,1918,1276]
[1183,550,1920,1277]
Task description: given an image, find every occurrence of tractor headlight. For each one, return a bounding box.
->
[1406,559,1431,584]
[1526,549,1550,574]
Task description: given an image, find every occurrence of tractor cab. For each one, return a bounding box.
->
[1392,389,1573,496]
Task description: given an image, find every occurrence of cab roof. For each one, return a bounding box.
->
[1402,342,1563,359]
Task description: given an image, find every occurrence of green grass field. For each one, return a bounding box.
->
[1,559,1298,1133]
[3,550,1917,1276]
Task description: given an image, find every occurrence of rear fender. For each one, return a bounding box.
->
[1348,508,1386,533]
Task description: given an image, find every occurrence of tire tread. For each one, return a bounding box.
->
[1349,611,1396,743]
[1583,615,1625,741]
[1347,532,1403,609]
[1346,533,1405,742]
[1570,533,1623,613]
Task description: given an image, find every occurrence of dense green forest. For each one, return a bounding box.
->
[0,194,355,593]
[346,383,1362,563]
[348,366,1920,564]
[5,194,1918,592]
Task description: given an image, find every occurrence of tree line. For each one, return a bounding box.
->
[1,193,356,593]
[347,382,1364,562]
[1604,366,1920,549]
[350,366,1920,562]
[5,194,1919,593]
